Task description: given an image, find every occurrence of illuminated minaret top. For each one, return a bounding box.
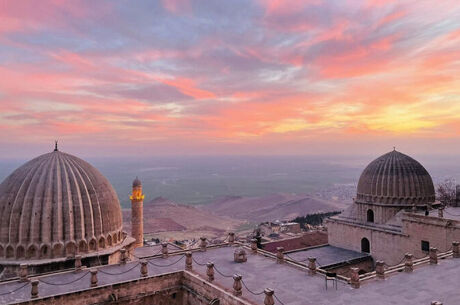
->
[130,177,144,248]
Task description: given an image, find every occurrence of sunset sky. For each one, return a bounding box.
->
[0,0,459,158]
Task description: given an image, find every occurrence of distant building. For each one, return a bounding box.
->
[280,222,301,234]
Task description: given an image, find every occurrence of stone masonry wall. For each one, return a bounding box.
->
[17,272,184,305]
[327,212,460,266]
[326,220,408,265]
[14,270,254,305]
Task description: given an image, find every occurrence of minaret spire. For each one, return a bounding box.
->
[54,140,59,152]
[130,177,144,248]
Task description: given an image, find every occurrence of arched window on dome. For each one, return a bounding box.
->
[98,236,105,249]
[26,245,37,259]
[53,243,63,258]
[361,238,370,253]
[367,209,374,223]
[16,246,25,259]
[40,245,50,258]
[6,246,14,258]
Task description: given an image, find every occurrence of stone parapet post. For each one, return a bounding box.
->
[31,280,39,299]
[140,260,148,277]
[431,302,443,305]
[250,239,258,254]
[19,264,28,282]
[74,255,82,272]
[350,267,360,289]
[276,247,284,264]
[264,288,275,305]
[404,253,414,272]
[438,206,444,218]
[200,237,207,252]
[429,247,438,264]
[307,257,317,275]
[375,261,385,279]
[232,274,242,296]
[120,248,127,264]
[185,252,193,271]
[228,232,235,244]
[90,269,98,287]
[161,242,169,258]
[452,241,459,258]
[206,262,215,282]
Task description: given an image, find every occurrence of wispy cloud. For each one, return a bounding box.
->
[0,0,459,156]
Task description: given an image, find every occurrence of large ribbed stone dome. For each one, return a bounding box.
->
[356,150,435,206]
[0,150,123,260]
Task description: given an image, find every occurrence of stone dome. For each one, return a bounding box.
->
[356,150,435,206]
[0,150,124,260]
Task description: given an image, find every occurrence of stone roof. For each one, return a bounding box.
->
[0,150,124,261]
[132,177,142,188]
[356,150,435,206]
[1,244,458,305]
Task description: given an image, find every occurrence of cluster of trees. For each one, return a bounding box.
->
[436,178,458,206]
[291,211,341,229]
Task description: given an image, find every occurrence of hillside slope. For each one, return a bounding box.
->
[123,197,244,239]
[202,193,348,222]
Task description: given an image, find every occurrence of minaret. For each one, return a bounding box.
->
[130,177,144,248]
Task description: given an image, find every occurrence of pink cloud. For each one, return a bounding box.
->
[160,0,191,14]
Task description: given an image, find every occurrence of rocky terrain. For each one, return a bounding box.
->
[201,193,348,222]
[123,194,348,241]
[122,197,244,240]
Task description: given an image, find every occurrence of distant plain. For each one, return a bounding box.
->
[1,154,459,208]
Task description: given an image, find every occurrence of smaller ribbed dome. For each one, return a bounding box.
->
[356,150,435,206]
[133,177,142,188]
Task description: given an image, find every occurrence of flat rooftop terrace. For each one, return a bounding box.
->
[0,244,457,305]
[284,245,370,267]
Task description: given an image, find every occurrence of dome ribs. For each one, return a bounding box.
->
[375,155,386,197]
[52,151,63,243]
[61,154,85,242]
[395,152,403,200]
[64,154,95,240]
[72,159,104,238]
[5,157,46,244]
[29,153,54,245]
[392,151,398,199]
[17,156,49,245]
[40,153,55,245]
[58,153,75,242]
[356,150,435,206]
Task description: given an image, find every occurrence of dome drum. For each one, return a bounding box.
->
[0,230,122,260]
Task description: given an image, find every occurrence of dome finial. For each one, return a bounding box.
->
[54,140,58,152]
[133,176,142,187]
[393,146,396,151]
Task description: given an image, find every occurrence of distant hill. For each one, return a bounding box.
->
[122,197,244,239]
[201,193,348,222]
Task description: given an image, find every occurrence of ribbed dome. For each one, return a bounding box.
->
[0,150,123,260]
[356,150,435,206]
